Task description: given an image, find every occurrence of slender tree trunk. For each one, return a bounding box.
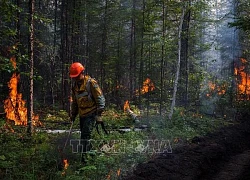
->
[138,0,145,109]
[160,1,165,115]
[50,0,58,106]
[16,0,21,44]
[129,0,136,99]
[60,0,69,110]
[168,4,186,120]
[180,0,191,107]
[115,21,122,107]
[100,0,108,89]
[27,0,35,135]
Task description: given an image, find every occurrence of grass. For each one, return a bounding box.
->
[0,107,233,180]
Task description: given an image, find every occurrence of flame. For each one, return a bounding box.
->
[63,159,69,169]
[69,96,73,103]
[136,78,155,95]
[117,168,121,177]
[234,58,250,100]
[206,81,226,97]
[123,100,130,112]
[106,170,112,180]
[61,159,69,176]
[3,57,41,126]
[105,168,121,179]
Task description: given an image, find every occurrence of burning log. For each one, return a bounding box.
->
[123,100,139,123]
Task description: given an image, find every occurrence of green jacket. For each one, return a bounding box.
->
[71,75,105,118]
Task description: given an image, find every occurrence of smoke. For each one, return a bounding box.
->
[200,0,240,115]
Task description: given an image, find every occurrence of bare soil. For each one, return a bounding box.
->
[123,117,250,180]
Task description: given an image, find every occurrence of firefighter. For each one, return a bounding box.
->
[69,62,105,164]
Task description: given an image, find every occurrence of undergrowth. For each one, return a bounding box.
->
[0,107,233,179]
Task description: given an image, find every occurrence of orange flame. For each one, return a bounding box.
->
[69,96,73,103]
[4,57,41,126]
[136,78,155,95]
[106,170,112,180]
[206,81,226,97]
[63,159,69,169]
[123,100,130,112]
[117,168,121,176]
[234,58,250,100]
[61,159,69,176]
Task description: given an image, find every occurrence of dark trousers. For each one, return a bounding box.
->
[79,114,95,161]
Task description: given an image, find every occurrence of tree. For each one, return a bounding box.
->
[168,3,186,120]
[27,0,35,134]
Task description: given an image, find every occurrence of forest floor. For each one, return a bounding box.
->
[123,116,250,180]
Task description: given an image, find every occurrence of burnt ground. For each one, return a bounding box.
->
[123,116,250,180]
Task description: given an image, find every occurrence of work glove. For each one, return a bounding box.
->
[95,115,103,124]
[95,115,108,135]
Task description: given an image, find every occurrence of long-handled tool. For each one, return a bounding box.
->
[58,121,74,170]
[62,121,74,152]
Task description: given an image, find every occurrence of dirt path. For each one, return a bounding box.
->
[123,118,250,180]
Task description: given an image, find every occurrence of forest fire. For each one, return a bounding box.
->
[206,81,226,97]
[136,78,155,95]
[234,58,250,100]
[3,57,41,126]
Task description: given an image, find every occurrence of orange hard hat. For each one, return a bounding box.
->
[69,62,85,78]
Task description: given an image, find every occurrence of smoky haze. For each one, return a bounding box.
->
[200,0,240,115]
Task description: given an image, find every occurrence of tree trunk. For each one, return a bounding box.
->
[160,1,166,115]
[138,0,145,109]
[168,4,186,120]
[100,0,108,89]
[129,0,136,100]
[180,0,191,107]
[27,0,35,135]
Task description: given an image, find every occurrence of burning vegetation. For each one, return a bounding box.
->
[136,78,155,95]
[234,58,250,100]
[206,81,227,97]
[124,100,139,123]
[3,57,41,126]
[61,159,69,176]
[123,78,155,122]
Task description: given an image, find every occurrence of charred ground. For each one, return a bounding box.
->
[123,115,250,180]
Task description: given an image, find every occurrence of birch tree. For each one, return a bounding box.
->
[168,3,186,120]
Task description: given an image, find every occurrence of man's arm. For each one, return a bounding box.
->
[90,79,105,115]
[71,88,78,121]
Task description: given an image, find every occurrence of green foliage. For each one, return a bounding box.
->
[228,0,250,32]
[0,107,234,179]
[229,17,250,32]
[148,107,230,146]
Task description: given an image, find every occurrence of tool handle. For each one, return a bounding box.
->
[63,121,74,152]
